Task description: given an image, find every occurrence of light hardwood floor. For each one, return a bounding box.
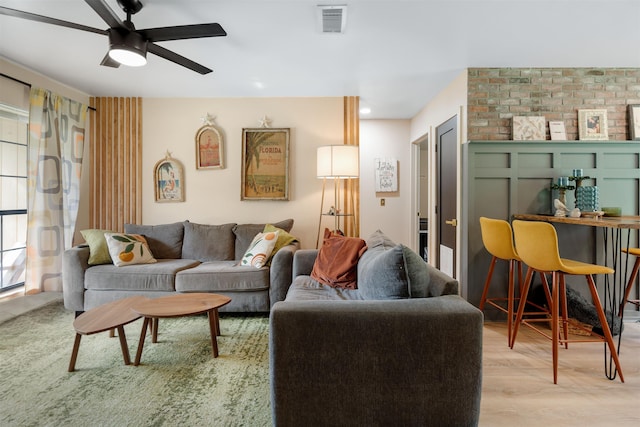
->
[480,317,640,426]
[2,292,638,425]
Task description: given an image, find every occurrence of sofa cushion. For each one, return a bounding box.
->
[357,244,409,299]
[310,229,367,290]
[80,229,116,265]
[175,261,270,292]
[182,221,236,261]
[240,230,279,268]
[401,245,431,298]
[124,222,184,259]
[285,275,364,301]
[104,233,157,267]
[233,219,294,260]
[365,229,397,250]
[85,259,200,291]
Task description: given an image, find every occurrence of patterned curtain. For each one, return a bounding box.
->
[25,88,87,294]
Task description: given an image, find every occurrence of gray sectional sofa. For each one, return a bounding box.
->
[269,232,483,427]
[63,219,297,313]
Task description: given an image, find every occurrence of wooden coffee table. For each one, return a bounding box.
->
[68,296,148,372]
[131,293,232,365]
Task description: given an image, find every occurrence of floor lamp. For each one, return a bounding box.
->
[316,145,359,248]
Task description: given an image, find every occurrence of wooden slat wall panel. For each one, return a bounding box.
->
[89,97,142,231]
[343,96,360,237]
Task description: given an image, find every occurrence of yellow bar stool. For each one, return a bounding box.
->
[511,220,624,384]
[478,217,551,347]
[478,217,522,346]
[620,247,640,312]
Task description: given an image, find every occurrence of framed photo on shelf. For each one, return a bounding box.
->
[154,153,184,202]
[578,109,608,140]
[549,121,567,141]
[241,128,290,200]
[195,125,224,169]
[628,104,640,140]
[512,116,545,140]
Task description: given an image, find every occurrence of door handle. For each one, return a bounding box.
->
[445,219,457,227]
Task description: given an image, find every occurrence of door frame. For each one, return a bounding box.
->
[410,132,430,256]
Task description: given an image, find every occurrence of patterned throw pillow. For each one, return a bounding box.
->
[104,233,157,267]
[240,230,280,268]
[263,224,297,264]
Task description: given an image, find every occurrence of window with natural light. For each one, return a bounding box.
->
[0,85,29,293]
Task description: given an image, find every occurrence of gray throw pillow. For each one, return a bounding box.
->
[401,245,431,298]
[357,244,409,300]
[124,222,184,259]
[182,221,236,261]
[233,219,294,260]
[365,229,397,250]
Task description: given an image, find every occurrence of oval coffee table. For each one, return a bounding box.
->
[69,295,148,372]
[131,293,232,366]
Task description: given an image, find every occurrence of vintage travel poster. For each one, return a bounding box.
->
[241,128,290,200]
[196,126,224,169]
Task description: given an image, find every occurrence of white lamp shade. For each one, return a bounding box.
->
[317,145,359,178]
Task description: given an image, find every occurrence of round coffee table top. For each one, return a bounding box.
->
[131,293,232,318]
[73,296,149,335]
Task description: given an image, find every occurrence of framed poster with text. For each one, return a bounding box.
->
[241,128,290,200]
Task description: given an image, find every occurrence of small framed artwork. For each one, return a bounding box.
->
[628,104,640,140]
[549,121,567,140]
[195,125,224,169]
[374,158,398,192]
[512,116,545,140]
[154,153,184,202]
[578,109,608,140]
[241,128,290,200]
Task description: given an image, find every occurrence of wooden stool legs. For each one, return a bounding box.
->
[479,256,523,345]
[620,256,640,314]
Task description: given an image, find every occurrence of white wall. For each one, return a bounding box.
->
[142,97,343,248]
[409,70,468,278]
[359,119,412,245]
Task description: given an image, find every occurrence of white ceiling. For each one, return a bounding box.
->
[1,0,640,119]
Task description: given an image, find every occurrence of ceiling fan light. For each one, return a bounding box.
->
[108,30,148,67]
[109,48,147,66]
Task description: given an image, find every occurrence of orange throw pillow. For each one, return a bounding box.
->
[311,228,368,289]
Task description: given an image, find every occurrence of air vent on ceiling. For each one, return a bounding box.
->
[318,5,347,34]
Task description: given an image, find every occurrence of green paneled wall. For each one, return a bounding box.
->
[462,141,640,320]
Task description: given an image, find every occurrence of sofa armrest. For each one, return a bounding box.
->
[268,243,298,308]
[62,245,90,312]
[427,263,459,296]
[292,249,318,277]
[270,296,483,427]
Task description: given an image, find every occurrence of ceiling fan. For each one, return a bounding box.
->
[0,0,227,74]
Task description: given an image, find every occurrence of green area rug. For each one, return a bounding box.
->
[0,301,271,426]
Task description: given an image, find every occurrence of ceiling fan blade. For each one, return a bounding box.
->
[147,43,212,75]
[0,6,106,35]
[100,53,121,68]
[140,23,227,42]
[84,0,125,29]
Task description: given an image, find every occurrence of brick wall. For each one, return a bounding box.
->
[467,68,640,141]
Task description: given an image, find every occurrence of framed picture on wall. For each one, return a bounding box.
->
[195,125,224,169]
[578,109,608,140]
[628,104,640,140]
[241,128,290,200]
[154,153,185,202]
